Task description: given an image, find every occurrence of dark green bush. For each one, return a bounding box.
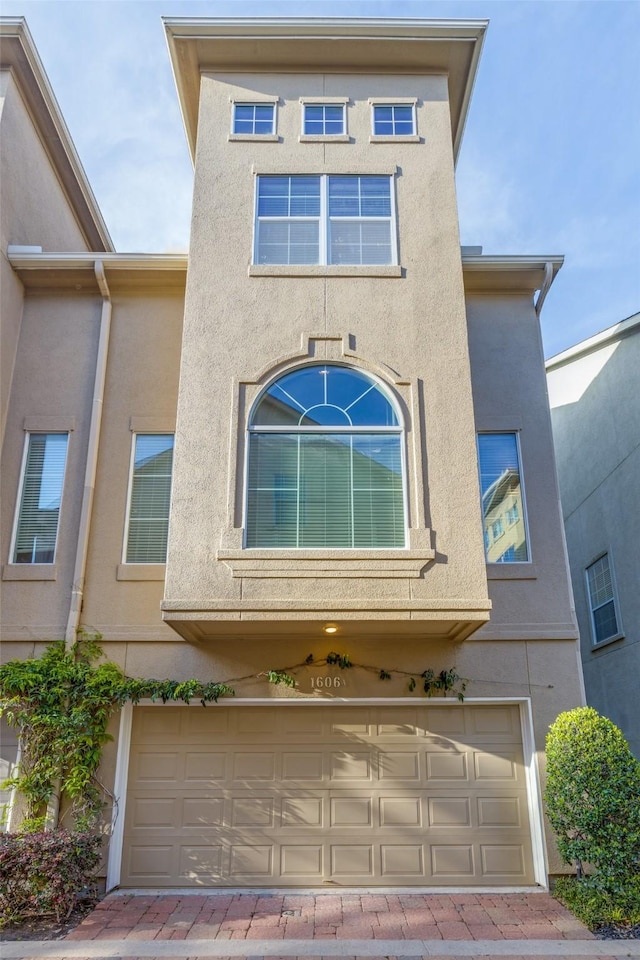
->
[0,830,101,925]
[553,875,640,929]
[545,707,640,889]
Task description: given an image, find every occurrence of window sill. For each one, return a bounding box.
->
[228,133,279,142]
[486,563,538,580]
[370,135,420,143]
[217,548,434,579]
[591,632,625,650]
[299,134,350,143]
[116,564,166,581]
[249,264,402,278]
[2,564,57,581]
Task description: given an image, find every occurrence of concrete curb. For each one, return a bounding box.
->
[1,938,639,958]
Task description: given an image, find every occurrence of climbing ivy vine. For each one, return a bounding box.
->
[0,633,465,831]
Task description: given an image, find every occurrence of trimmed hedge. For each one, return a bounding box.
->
[545,707,640,889]
[0,830,101,924]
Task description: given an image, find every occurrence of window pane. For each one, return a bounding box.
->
[587,555,619,643]
[478,433,528,562]
[252,365,399,427]
[330,220,391,265]
[257,220,319,265]
[13,433,68,563]
[246,431,404,548]
[126,435,174,563]
[234,103,273,134]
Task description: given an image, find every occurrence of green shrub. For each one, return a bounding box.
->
[553,875,640,929]
[0,830,101,925]
[545,707,640,889]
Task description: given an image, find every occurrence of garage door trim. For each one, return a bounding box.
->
[106,697,547,891]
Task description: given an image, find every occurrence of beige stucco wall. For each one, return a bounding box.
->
[165,71,489,636]
[0,70,92,442]
[466,294,579,644]
[1,294,102,640]
[81,289,184,642]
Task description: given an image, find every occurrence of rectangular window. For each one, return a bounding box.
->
[233,103,275,135]
[586,554,621,645]
[477,433,529,563]
[125,434,174,563]
[12,433,69,563]
[373,104,415,136]
[303,103,345,136]
[255,175,395,266]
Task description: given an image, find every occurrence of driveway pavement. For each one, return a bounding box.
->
[4,891,640,960]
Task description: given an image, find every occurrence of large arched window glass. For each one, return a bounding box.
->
[246,365,405,548]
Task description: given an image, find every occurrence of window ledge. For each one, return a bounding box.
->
[249,264,402,278]
[591,632,625,650]
[228,133,279,142]
[217,548,434,579]
[2,564,57,581]
[370,135,420,143]
[299,134,350,143]
[116,563,166,581]
[486,563,538,580]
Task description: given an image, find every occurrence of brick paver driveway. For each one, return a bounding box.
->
[66,891,591,942]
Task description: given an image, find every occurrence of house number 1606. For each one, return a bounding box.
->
[310,676,345,688]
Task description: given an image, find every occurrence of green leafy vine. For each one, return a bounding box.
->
[0,635,465,832]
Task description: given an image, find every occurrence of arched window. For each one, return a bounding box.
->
[246,364,405,548]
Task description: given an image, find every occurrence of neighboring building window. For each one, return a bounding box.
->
[246,364,405,548]
[586,554,621,645]
[233,103,275,135]
[477,433,529,562]
[372,104,415,136]
[12,433,69,564]
[125,434,174,563]
[254,174,395,266]
[303,103,345,136]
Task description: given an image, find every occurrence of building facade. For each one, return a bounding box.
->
[1,17,584,889]
[547,314,640,758]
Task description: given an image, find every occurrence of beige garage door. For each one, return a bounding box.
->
[122,703,535,886]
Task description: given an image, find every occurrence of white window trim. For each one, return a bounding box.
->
[299,97,349,142]
[229,97,279,141]
[478,430,533,567]
[253,173,399,267]
[8,430,69,567]
[369,97,419,142]
[242,363,409,550]
[121,432,174,566]
[585,551,624,648]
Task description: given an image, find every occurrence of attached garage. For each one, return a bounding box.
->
[120,702,537,887]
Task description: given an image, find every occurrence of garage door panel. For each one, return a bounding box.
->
[123,704,535,886]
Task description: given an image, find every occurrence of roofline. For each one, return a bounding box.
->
[0,17,114,252]
[546,311,640,371]
[7,251,187,271]
[163,16,488,165]
[461,254,564,270]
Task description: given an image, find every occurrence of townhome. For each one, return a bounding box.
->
[1,17,584,889]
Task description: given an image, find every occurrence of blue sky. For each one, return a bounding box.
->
[4,0,639,357]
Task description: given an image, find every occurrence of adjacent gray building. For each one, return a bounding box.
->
[547,313,640,757]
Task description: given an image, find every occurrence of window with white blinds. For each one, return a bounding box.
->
[586,554,621,645]
[246,365,405,548]
[12,433,69,564]
[125,434,174,563]
[254,175,396,266]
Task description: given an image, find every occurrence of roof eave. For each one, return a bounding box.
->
[0,18,114,252]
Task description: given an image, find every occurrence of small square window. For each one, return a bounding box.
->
[233,103,275,136]
[373,104,415,137]
[303,103,345,136]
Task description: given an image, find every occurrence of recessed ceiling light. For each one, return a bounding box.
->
[323,624,338,634]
